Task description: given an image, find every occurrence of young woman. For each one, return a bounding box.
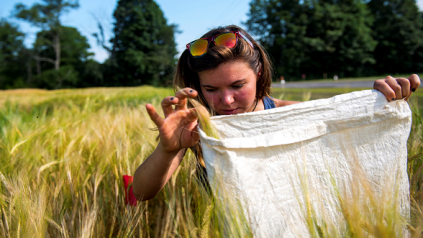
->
[133,25,420,201]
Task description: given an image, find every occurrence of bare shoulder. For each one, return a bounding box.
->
[273,98,301,108]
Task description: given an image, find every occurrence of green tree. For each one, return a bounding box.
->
[32,26,99,89]
[368,0,423,74]
[109,0,178,86]
[245,0,377,79]
[0,19,28,89]
[14,0,79,72]
[245,0,313,79]
[305,0,377,78]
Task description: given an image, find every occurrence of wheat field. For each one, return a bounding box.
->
[0,86,422,237]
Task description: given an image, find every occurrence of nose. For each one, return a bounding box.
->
[221,90,235,105]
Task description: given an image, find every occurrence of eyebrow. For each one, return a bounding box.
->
[202,79,246,87]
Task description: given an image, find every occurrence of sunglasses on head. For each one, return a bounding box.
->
[186,31,254,58]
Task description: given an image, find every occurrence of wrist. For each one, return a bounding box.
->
[157,142,181,155]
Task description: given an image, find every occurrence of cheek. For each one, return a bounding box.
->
[201,90,220,109]
[235,84,256,104]
[234,90,251,103]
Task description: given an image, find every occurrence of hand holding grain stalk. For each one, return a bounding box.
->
[133,88,210,200]
[145,88,202,152]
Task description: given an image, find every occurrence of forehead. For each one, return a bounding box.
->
[198,61,256,85]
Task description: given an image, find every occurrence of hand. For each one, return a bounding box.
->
[373,74,420,102]
[146,88,200,153]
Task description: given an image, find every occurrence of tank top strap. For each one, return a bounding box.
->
[263,96,276,110]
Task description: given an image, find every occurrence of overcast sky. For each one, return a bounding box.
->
[1,0,422,63]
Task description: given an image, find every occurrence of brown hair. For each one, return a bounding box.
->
[173,25,273,113]
[172,25,274,184]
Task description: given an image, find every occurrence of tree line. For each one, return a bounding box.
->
[0,0,177,89]
[0,0,422,89]
[245,0,423,80]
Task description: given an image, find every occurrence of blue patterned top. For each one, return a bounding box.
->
[263,96,276,109]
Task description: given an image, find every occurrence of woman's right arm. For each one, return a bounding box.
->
[132,144,186,201]
[132,88,200,201]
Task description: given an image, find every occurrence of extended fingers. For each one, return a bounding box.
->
[160,88,198,117]
[161,96,177,117]
[175,88,198,111]
[146,104,164,128]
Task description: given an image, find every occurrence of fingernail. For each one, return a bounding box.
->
[189,90,193,93]
[412,88,416,92]
[170,97,174,100]
[391,98,396,101]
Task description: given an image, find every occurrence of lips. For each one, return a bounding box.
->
[221,108,239,115]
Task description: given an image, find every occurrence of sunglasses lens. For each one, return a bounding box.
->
[215,33,237,48]
[189,39,208,57]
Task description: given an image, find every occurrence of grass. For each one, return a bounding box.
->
[0,85,422,237]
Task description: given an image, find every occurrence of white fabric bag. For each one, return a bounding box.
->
[198,90,411,237]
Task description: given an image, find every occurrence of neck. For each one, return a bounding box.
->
[250,98,262,112]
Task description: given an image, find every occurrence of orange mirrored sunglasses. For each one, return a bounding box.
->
[186,31,254,58]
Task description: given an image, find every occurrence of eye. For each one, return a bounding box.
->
[232,83,245,89]
[205,88,217,92]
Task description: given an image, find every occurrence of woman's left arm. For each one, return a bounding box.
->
[373,74,421,101]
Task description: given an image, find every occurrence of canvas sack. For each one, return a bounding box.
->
[199,90,411,237]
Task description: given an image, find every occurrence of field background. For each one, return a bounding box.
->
[0,85,423,237]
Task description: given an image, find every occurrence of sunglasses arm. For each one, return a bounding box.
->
[238,32,254,49]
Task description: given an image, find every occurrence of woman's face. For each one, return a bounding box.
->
[198,60,258,115]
